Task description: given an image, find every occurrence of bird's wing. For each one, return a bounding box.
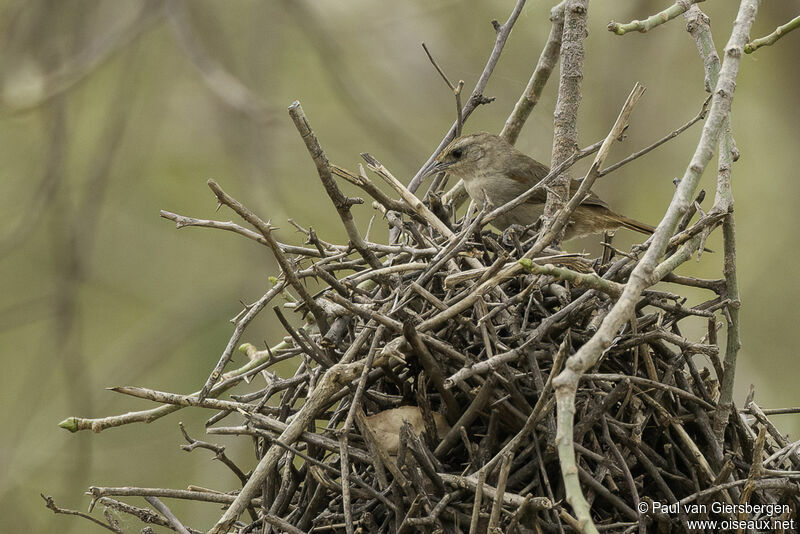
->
[569,179,610,209]
[506,153,549,203]
[507,152,611,209]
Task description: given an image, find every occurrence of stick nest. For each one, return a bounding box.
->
[60,167,800,533]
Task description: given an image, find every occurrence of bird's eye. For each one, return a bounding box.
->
[451,148,463,160]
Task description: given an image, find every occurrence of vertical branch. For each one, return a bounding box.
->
[684,4,741,444]
[500,1,565,145]
[545,0,589,244]
[714,128,741,440]
[551,1,760,531]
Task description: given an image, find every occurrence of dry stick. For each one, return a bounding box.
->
[421,42,464,138]
[160,210,331,257]
[598,96,710,177]
[714,183,741,440]
[750,406,800,416]
[551,2,760,532]
[488,452,514,531]
[208,361,364,534]
[201,179,329,399]
[178,422,248,485]
[407,0,529,194]
[273,306,332,368]
[738,426,766,524]
[59,285,289,433]
[362,154,454,239]
[468,468,488,534]
[329,165,418,217]
[434,375,498,458]
[41,494,122,533]
[88,486,261,507]
[545,0,590,241]
[255,514,307,534]
[745,13,800,53]
[608,0,703,36]
[144,497,192,534]
[678,476,800,506]
[438,474,552,510]
[288,102,384,273]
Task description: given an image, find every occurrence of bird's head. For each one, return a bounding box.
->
[421,132,508,181]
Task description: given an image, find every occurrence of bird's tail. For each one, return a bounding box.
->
[615,215,655,235]
[615,214,714,252]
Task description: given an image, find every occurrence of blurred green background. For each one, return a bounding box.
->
[1,0,799,532]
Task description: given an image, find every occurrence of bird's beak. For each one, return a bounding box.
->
[420,159,453,179]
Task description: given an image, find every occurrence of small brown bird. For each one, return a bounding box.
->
[425,132,654,241]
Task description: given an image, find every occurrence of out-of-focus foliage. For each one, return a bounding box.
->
[1,0,798,531]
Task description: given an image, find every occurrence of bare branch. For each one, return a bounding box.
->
[608,0,704,36]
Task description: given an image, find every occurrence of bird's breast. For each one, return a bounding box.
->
[463,170,544,230]
[463,170,530,208]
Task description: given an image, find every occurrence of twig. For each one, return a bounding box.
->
[59,312,292,433]
[178,422,248,485]
[598,96,711,177]
[41,494,122,533]
[487,452,514,530]
[439,473,552,510]
[160,210,328,257]
[87,486,260,506]
[745,14,800,53]
[684,3,743,446]
[608,0,704,35]
[519,259,624,298]
[144,496,192,534]
[329,165,418,217]
[421,42,464,137]
[361,153,454,239]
